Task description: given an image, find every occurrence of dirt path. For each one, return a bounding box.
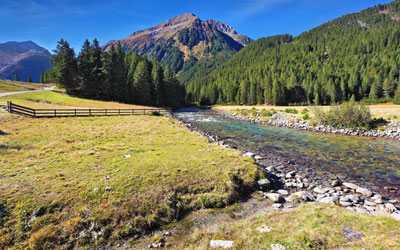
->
[0,86,55,97]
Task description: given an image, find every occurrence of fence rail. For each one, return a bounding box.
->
[5,101,170,118]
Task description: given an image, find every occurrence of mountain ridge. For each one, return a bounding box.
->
[0,41,52,82]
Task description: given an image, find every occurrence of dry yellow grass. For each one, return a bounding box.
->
[0,80,53,93]
[214,103,400,121]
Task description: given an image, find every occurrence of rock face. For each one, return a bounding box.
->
[102,14,252,82]
[0,41,52,82]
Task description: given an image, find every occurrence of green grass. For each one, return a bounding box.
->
[0,90,151,109]
[0,80,53,93]
[0,93,259,249]
[169,204,400,249]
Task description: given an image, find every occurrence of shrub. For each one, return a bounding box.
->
[150,111,161,116]
[302,114,309,120]
[312,102,372,129]
[301,108,309,114]
[284,108,298,114]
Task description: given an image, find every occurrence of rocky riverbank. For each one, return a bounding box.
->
[221,111,400,140]
[173,114,400,222]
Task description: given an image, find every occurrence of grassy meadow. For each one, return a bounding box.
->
[169,204,400,249]
[0,80,53,93]
[0,91,259,249]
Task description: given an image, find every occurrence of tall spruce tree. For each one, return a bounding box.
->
[134,61,152,105]
[51,39,78,93]
[14,72,18,81]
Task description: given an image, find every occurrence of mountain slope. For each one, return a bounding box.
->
[102,14,252,83]
[0,41,52,83]
[187,0,400,105]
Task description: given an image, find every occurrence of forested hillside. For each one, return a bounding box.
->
[187,0,400,105]
[47,39,186,107]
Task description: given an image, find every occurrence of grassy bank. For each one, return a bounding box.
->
[0,92,259,249]
[0,80,53,93]
[214,103,400,121]
[169,204,400,249]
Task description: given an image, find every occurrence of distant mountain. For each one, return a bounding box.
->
[0,41,52,83]
[187,0,400,105]
[102,13,252,83]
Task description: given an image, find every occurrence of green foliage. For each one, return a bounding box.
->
[301,108,309,114]
[187,2,400,106]
[50,39,186,107]
[284,108,298,114]
[302,114,310,120]
[312,102,372,129]
[14,72,18,81]
[26,76,32,83]
[150,111,161,116]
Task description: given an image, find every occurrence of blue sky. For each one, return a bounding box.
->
[0,0,393,52]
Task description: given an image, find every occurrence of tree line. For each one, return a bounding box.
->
[186,2,400,105]
[46,39,186,107]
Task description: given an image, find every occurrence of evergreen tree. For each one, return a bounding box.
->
[40,72,45,83]
[27,76,32,83]
[152,60,164,106]
[78,39,93,95]
[394,85,400,104]
[134,61,152,105]
[51,39,78,93]
[14,72,18,81]
[249,82,257,105]
[272,79,285,105]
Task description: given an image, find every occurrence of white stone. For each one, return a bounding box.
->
[343,183,360,190]
[391,213,400,221]
[244,152,255,158]
[385,203,397,213]
[256,225,272,233]
[356,187,372,197]
[318,195,339,205]
[271,244,287,250]
[210,240,233,248]
[277,189,289,196]
[123,154,131,158]
[265,193,284,203]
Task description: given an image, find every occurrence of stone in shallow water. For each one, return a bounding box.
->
[343,183,360,190]
[277,189,289,196]
[210,240,233,248]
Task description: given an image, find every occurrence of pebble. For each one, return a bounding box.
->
[265,193,284,203]
[271,244,287,250]
[356,187,372,197]
[343,183,359,190]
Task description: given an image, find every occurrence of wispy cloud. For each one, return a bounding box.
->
[232,0,295,22]
[0,0,87,20]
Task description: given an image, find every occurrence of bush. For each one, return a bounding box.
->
[312,102,372,129]
[301,108,309,114]
[302,114,309,120]
[150,111,161,116]
[284,108,298,114]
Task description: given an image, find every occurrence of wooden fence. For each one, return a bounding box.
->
[4,101,170,118]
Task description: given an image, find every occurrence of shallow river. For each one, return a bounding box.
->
[174,108,400,196]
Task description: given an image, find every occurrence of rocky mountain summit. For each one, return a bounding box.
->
[102,13,252,82]
[0,41,52,82]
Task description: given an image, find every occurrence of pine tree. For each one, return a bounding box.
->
[249,82,257,105]
[134,61,152,105]
[394,85,400,104]
[78,39,92,95]
[14,72,19,81]
[272,79,285,105]
[152,60,164,106]
[51,39,78,93]
[27,76,32,83]
[91,38,104,99]
[369,75,383,99]
[40,72,45,83]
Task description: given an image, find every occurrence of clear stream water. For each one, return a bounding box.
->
[174,108,400,197]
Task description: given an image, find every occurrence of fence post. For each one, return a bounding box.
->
[89,109,91,116]
[119,109,120,115]
[7,101,11,113]
[105,109,107,116]
[34,109,36,117]
[143,109,145,115]
[75,109,77,116]
[54,109,56,117]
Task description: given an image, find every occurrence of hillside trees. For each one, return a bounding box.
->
[49,39,185,107]
[186,2,400,105]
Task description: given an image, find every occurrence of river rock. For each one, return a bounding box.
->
[289,191,315,202]
[343,183,359,190]
[265,193,284,203]
[339,201,353,207]
[356,187,372,197]
[318,195,339,204]
[210,240,233,248]
[391,213,400,221]
[331,179,342,187]
[313,186,328,194]
[285,171,296,179]
[257,179,272,191]
[371,194,382,200]
[244,152,255,158]
[278,189,289,196]
[385,203,397,213]
[364,200,376,206]
[254,155,263,160]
